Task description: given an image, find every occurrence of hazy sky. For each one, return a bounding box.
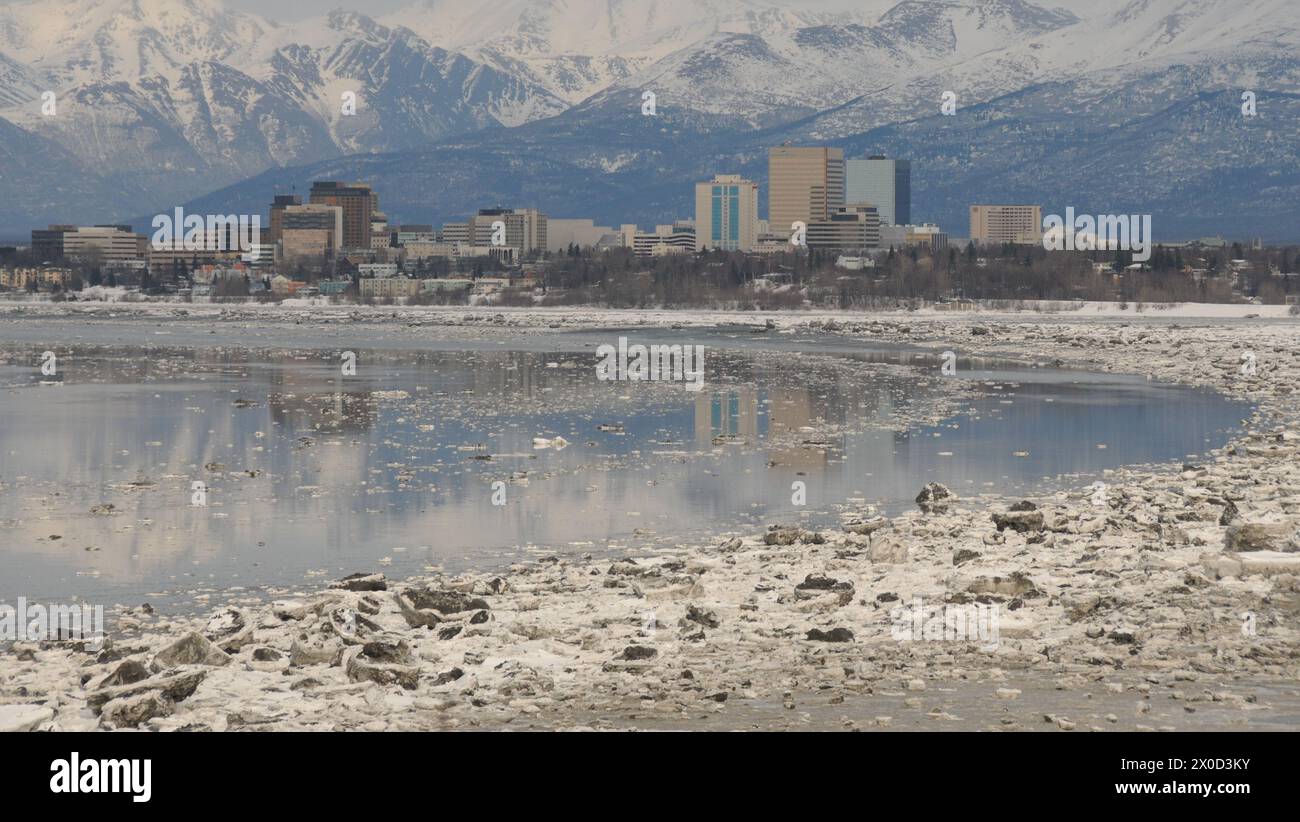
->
[221,0,408,19]
[0,0,1096,24]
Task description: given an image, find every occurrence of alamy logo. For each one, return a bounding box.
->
[890,596,999,650]
[50,753,151,803]
[789,221,807,247]
[595,336,705,392]
[0,597,104,650]
[151,208,261,255]
[1042,207,1152,262]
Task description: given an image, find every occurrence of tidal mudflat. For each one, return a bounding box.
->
[1,304,1297,731]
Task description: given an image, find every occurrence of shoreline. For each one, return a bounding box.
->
[2,306,1298,731]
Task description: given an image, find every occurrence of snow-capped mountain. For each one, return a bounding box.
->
[384,0,898,105]
[0,0,569,231]
[0,0,1297,239]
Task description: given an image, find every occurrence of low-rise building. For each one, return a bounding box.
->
[318,280,353,296]
[32,225,147,264]
[421,278,474,295]
[806,205,881,252]
[630,221,696,258]
[0,266,75,289]
[358,262,399,278]
[547,218,617,252]
[359,275,423,300]
[880,222,948,252]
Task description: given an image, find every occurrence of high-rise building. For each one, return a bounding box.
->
[279,204,343,261]
[280,205,342,246]
[845,156,910,225]
[806,205,881,252]
[470,208,548,255]
[268,195,301,243]
[969,205,1042,245]
[768,146,844,239]
[694,174,759,252]
[308,181,377,250]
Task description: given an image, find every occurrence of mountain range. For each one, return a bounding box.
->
[0,0,1297,241]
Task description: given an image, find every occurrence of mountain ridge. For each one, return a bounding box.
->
[1,0,1296,240]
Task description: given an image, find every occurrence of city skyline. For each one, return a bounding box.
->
[0,0,1293,241]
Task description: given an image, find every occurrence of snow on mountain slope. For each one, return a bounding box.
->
[0,0,270,85]
[0,0,568,227]
[579,0,1083,127]
[800,0,1300,139]
[387,0,896,103]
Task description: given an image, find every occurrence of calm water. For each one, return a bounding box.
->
[0,330,1251,611]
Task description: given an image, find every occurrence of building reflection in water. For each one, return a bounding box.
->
[694,385,832,476]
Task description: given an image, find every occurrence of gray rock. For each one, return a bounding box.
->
[324,607,380,644]
[618,645,658,661]
[87,669,206,714]
[152,632,230,669]
[1225,521,1299,552]
[401,587,489,614]
[1218,499,1239,526]
[806,627,855,642]
[288,632,344,667]
[100,659,151,687]
[344,647,419,690]
[844,517,890,536]
[205,607,255,652]
[764,525,826,546]
[685,605,720,628]
[915,483,954,514]
[966,573,1040,598]
[992,509,1045,533]
[101,692,172,728]
[360,639,413,665]
[330,573,388,592]
[394,592,442,628]
[795,575,852,592]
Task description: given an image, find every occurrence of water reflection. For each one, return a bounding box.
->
[0,344,1249,609]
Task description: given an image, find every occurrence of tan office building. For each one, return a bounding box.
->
[695,174,759,252]
[267,195,301,243]
[969,205,1042,245]
[806,205,881,251]
[470,208,548,255]
[278,204,343,262]
[33,225,146,263]
[309,181,377,250]
[768,146,844,239]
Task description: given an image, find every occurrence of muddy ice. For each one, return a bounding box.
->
[0,305,1298,730]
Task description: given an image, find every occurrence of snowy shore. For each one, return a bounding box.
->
[2,305,1298,731]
